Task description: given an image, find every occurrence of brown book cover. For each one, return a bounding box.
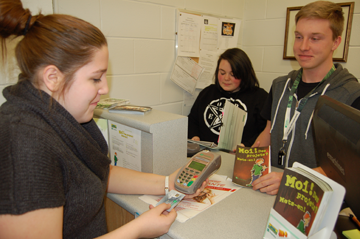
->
[232,145,270,187]
[273,168,332,236]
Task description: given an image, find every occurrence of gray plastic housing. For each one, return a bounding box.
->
[175,151,221,194]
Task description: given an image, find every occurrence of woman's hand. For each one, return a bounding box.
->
[168,168,209,199]
[183,178,209,199]
[134,203,176,238]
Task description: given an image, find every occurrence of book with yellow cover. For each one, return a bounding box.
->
[232,145,270,187]
[264,162,345,239]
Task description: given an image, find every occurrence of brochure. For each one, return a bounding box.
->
[139,174,241,223]
[232,145,271,187]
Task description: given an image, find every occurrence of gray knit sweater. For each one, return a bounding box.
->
[0,79,111,238]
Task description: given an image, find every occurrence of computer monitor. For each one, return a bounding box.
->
[313,95,360,218]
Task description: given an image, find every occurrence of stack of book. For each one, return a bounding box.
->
[96,98,152,115]
[96,98,129,109]
[109,105,152,115]
[263,162,345,239]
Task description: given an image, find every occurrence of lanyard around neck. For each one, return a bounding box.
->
[282,65,335,141]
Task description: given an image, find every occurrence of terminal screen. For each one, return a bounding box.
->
[188,160,206,171]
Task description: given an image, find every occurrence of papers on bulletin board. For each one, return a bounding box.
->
[196,49,219,89]
[177,11,241,55]
[218,18,241,51]
[108,120,141,171]
[177,12,202,57]
[176,10,241,90]
[139,174,242,223]
[170,56,205,95]
[200,16,219,52]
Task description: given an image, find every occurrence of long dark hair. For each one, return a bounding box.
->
[214,48,259,92]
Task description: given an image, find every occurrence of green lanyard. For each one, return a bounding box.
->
[284,65,335,129]
[278,65,336,166]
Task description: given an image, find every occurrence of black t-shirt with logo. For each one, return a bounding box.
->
[188,84,268,147]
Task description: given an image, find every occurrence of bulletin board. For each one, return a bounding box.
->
[170,9,242,95]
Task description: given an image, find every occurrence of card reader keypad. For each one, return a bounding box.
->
[177,168,200,187]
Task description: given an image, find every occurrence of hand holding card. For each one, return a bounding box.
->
[156,190,185,212]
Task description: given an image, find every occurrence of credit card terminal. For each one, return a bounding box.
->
[175,150,221,194]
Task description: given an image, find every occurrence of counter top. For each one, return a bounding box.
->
[108,151,283,239]
[94,108,186,133]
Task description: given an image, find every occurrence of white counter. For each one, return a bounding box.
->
[108,151,283,239]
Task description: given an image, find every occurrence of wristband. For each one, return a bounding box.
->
[165,176,169,195]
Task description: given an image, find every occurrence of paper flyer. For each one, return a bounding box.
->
[139,174,242,223]
[232,145,271,187]
[170,56,205,95]
[108,120,141,171]
[177,12,202,57]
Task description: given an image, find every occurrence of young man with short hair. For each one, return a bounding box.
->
[252,1,360,195]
